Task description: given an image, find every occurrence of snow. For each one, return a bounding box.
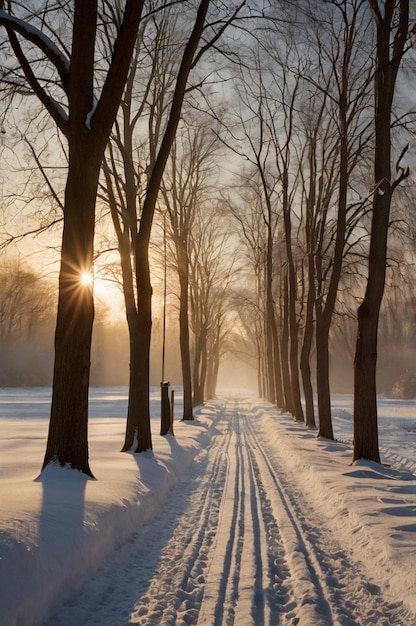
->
[0,10,70,74]
[0,387,415,625]
[86,101,97,130]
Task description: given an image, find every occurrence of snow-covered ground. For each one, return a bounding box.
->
[0,387,415,625]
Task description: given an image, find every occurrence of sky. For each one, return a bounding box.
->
[0,387,415,626]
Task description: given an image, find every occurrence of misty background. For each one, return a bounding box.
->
[1,254,415,397]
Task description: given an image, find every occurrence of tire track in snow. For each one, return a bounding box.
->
[241,400,411,626]
[198,400,337,626]
[198,400,298,626]
[198,397,411,625]
[198,409,264,626]
[128,413,233,625]
[242,409,341,625]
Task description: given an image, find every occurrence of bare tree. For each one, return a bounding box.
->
[160,118,220,418]
[353,0,409,462]
[0,256,55,385]
[220,56,286,408]
[227,185,269,398]
[307,0,373,439]
[99,5,181,450]
[122,0,249,451]
[189,213,236,404]
[0,0,145,475]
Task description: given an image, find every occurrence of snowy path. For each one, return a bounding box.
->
[46,396,412,626]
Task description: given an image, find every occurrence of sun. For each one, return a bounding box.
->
[80,271,94,287]
[77,266,124,320]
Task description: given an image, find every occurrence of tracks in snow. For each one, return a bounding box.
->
[198,399,410,625]
[49,396,413,626]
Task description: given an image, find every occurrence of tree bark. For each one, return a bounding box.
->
[265,251,276,403]
[271,311,284,408]
[283,180,304,422]
[280,271,293,414]
[193,332,204,406]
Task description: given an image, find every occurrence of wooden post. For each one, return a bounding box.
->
[170,389,175,435]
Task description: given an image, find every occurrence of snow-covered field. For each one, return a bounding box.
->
[0,387,415,625]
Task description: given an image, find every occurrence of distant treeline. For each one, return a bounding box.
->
[0,258,182,387]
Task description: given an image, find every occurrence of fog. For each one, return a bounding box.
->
[0,261,414,399]
[2,306,414,399]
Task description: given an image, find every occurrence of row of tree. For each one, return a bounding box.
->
[220,0,415,463]
[0,0,253,476]
[0,0,415,476]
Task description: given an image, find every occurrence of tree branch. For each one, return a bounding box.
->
[0,9,70,91]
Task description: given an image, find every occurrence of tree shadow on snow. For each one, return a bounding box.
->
[34,465,89,563]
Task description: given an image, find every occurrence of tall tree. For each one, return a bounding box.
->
[160,120,219,419]
[0,0,145,475]
[100,6,181,450]
[353,0,409,462]
[227,187,269,398]
[222,55,284,407]
[309,0,374,440]
[122,0,249,451]
[189,214,235,404]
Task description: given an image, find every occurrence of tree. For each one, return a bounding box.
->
[227,187,269,398]
[121,0,250,450]
[123,0,209,448]
[220,52,285,408]
[298,0,373,438]
[0,256,55,385]
[0,0,145,475]
[353,0,409,462]
[189,214,236,404]
[160,120,220,419]
[248,42,304,420]
[100,5,182,449]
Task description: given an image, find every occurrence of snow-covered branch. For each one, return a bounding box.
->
[0,9,70,132]
[0,10,70,91]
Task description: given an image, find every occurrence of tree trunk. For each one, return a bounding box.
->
[193,332,204,406]
[265,301,276,403]
[206,326,220,400]
[271,305,284,408]
[122,233,152,452]
[315,310,334,439]
[211,338,221,397]
[280,272,292,414]
[42,145,101,476]
[265,233,276,404]
[353,300,381,462]
[121,321,147,451]
[283,205,304,422]
[178,255,194,420]
[353,0,408,462]
[256,327,265,398]
[300,249,316,428]
[199,326,208,401]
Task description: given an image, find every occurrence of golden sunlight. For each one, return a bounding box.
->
[80,271,94,287]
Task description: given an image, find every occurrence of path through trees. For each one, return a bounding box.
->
[45,395,412,626]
